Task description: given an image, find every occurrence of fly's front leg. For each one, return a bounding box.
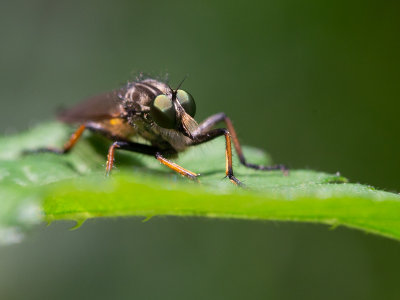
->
[194,113,288,174]
[191,128,243,186]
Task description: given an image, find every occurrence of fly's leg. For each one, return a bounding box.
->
[23,123,199,181]
[194,113,288,174]
[23,121,127,156]
[155,153,199,181]
[105,141,198,181]
[23,124,86,155]
[191,128,243,186]
[105,141,160,175]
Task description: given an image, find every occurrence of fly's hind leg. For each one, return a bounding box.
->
[23,120,128,155]
[194,113,288,175]
[23,124,86,155]
[105,141,198,181]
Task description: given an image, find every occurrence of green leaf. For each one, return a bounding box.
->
[1,122,400,244]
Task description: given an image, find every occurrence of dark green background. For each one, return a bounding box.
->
[1,1,400,299]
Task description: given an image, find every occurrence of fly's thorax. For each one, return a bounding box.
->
[122,79,170,116]
[127,113,190,152]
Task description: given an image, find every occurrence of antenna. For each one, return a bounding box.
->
[166,83,174,94]
[175,74,189,91]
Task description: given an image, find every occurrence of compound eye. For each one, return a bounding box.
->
[150,94,177,129]
[176,89,196,117]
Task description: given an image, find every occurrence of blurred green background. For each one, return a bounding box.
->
[1,0,400,299]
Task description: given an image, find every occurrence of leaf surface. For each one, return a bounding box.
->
[1,123,399,243]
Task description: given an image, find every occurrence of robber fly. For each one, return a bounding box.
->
[29,77,287,185]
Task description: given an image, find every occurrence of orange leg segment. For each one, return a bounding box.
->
[156,153,199,181]
[22,124,86,155]
[106,142,120,176]
[62,124,86,153]
[195,113,288,175]
[191,128,243,186]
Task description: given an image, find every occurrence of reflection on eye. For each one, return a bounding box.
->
[176,90,196,117]
[150,94,177,129]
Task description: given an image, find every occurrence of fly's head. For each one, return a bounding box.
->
[149,87,198,139]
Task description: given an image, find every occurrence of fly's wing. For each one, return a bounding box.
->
[57,89,125,124]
